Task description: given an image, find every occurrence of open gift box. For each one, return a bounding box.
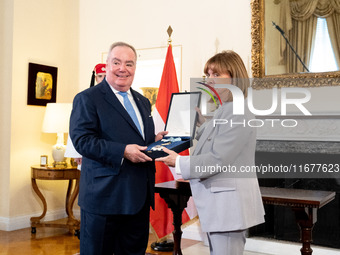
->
[144,92,201,159]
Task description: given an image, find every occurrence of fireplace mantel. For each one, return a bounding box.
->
[256,140,340,155]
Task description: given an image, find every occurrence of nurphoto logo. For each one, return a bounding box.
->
[195,81,312,129]
[215,84,311,116]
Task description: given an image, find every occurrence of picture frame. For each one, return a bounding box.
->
[27,63,58,106]
[40,155,48,167]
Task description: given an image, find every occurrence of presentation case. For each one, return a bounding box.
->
[144,92,201,159]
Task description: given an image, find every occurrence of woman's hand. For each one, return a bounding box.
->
[155,131,169,142]
[155,147,178,167]
[195,107,206,127]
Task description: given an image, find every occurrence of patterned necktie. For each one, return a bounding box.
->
[118,91,143,135]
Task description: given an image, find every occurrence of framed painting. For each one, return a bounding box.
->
[27,63,58,106]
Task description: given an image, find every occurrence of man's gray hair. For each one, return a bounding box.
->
[107,42,137,60]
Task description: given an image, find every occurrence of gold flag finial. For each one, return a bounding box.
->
[167,26,173,45]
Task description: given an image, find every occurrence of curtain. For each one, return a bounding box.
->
[326,1,340,67]
[279,0,340,72]
[279,0,293,62]
[286,16,317,72]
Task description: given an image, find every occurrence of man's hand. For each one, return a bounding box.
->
[155,131,169,142]
[124,144,152,163]
[74,158,82,165]
[155,147,178,167]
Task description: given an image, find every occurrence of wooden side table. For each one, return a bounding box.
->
[30,165,80,235]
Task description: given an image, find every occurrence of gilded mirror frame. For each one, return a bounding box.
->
[251,0,340,89]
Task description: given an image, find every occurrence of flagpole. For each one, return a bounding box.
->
[150,25,176,253]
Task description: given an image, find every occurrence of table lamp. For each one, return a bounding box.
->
[42,103,72,168]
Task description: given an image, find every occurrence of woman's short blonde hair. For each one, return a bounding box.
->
[204,50,250,97]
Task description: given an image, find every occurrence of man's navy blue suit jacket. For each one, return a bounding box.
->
[70,80,156,215]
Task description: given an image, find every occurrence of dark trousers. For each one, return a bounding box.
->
[80,201,150,255]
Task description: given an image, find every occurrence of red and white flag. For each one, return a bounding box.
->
[150,44,197,241]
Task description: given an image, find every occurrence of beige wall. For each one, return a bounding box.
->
[0,0,13,220]
[0,0,79,230]
[78,0,253,93]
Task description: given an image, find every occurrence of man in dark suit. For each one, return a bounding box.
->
[70,42,167,255]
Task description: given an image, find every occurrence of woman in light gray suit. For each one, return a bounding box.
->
[157,50,265,255]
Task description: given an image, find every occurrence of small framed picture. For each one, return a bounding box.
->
[27,63,58,106]
[40,155,48,167]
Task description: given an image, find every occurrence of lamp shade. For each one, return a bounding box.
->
[42,103,72,133]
